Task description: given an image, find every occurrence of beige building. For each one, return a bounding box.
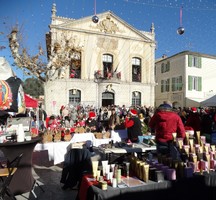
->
[155,51,216,108]
[44,4,156,115]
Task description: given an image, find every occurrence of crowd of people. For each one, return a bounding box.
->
[2,102,216,147]
[44,104,154,135]
[35,102,216,159]
[24,102,215,142]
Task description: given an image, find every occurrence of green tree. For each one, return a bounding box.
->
[23,78,44,98]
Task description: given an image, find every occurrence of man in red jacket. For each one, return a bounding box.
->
[149,103,186,157]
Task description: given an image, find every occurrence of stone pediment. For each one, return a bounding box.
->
[55,11,154,42]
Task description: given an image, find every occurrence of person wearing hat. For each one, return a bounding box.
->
[124,109,142,143]
[185,107,201,133]
[85,111,97,132]
[149,103,185,157]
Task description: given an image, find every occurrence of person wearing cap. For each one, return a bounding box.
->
[185,107,201,133]
[149,103,186,157]
[85,111,98,132]
[124,109,142,143]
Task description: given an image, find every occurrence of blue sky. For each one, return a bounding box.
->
[1,0,216,79]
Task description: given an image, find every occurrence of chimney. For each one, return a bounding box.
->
[162,54,167,58]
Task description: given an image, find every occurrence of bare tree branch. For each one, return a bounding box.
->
[8,26,83,82]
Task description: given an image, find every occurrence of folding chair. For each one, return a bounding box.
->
[0,153,23,200]
[31,179,45,199]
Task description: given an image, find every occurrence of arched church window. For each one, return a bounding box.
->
[132,91,141,106]
[69,89,81,105]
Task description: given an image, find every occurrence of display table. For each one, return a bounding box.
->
[78,174,171,200]
[70,133,96,144]
[100,143,156,154]
[97,143,156,163]
[0,137,41,195]
[78,172,216,200]
[34,141,71,165]
[34,133,112,165]
[71,132,112,147]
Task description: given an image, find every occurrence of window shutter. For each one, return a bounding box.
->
[188,55,192,67]
[198,57,202,68]
[161,63,164,73]
[188,76,192,90]
[179,76,182,90]
[167,61,170,71]
[198,77,202,91]
[161,80,164,92]
[167,79,170,92]
[172,78,175,91]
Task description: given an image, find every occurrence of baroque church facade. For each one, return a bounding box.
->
[44,4,156,115]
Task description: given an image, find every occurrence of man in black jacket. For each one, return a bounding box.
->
[124,109,142,143]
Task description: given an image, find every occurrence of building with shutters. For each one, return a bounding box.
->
[44,4,156,115]
[155,51,216,108]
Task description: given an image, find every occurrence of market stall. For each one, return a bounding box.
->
[24,94,38,108]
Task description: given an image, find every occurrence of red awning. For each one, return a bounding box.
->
[24,94,38,108]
